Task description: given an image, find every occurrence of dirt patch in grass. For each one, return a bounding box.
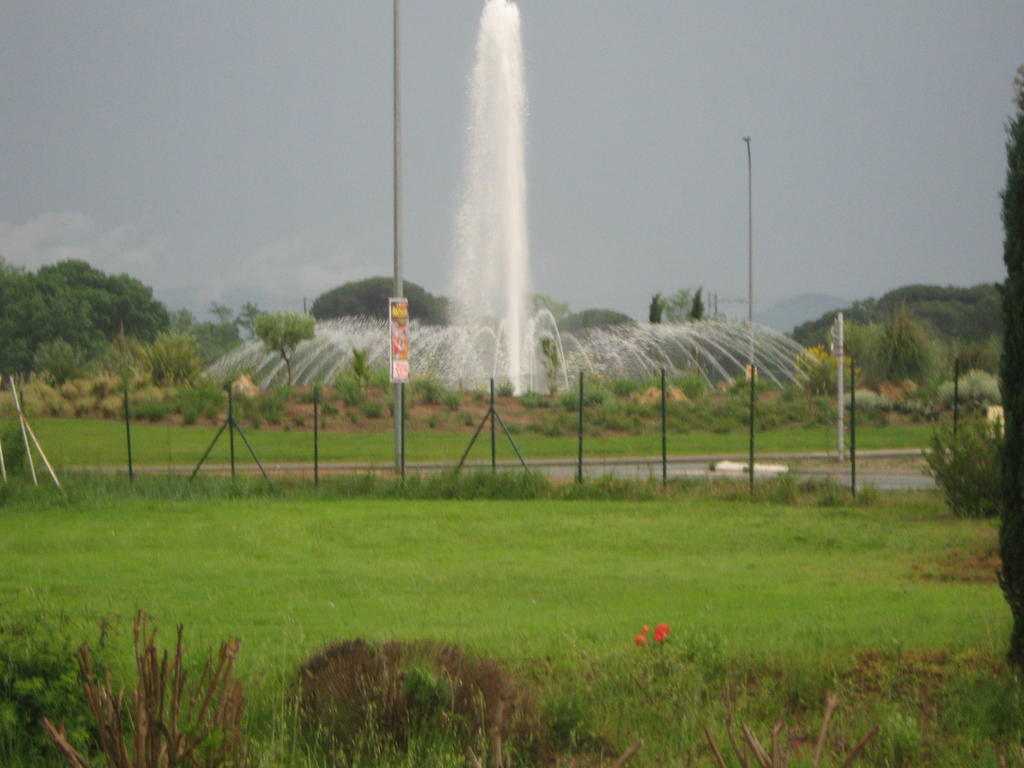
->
[912,542,1001,584]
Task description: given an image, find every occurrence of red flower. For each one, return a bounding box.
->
[653,623,670,643]
[641,625,650,634]
[634,633,648,647]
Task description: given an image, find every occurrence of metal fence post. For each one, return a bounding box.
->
[124,386,134,483]
[577,371,584,484]
[228,387,236,480]
[490,378,496,473]
[313,384,320,487]
[851,364,857,498]
[661,368,667,487]
[749,366,756,495]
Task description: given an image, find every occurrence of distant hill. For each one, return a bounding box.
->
[754,294,848,334]
[791,283,1001,346]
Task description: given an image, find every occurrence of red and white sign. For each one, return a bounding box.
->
[389,298,410,383]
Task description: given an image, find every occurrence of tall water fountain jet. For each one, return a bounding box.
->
[451,0,531,392]
[208,0,808,392]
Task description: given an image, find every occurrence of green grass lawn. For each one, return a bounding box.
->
[0,481,1013,766]
[27,417,935,469]
[0,484,1002,667]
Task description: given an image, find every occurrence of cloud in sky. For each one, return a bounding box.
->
[0,213,377,315]
[0,212,163,276]
[2,2,1020,320]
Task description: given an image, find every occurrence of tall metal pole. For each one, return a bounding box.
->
[393,0,405,476]
[744,137,754,496]
[836,312,845,460]
[743,137,753,369]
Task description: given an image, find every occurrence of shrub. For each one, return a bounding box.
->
[334,373,364,407]
[559,386,607,412]
[0,421,27,476]
[256,389,287,425]
[876,304,936,383]
[33,339,87,386]
[410,376,445,406]
[878,707,922,767]
[675,373,708,400]
[440,389,461,411]
[43,615,247,768]
[99,332,143,384]
[797,345,846,396]
[925,419,1001,518]
[133,397,173,423]
[142,333,201,386]
[847,388,888,411]
[297,639,538,764]
[97,395,122,419]
[815,478,847,507]
[359,400,384,419]
[0,615,98,762]
[608,377,640,397]
[518,391,549,409]
[937,369,1001,410]
[176,379,226,421]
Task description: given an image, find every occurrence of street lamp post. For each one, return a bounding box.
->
[743,136,753,493]
[743,136,752,365]
[393,0,405,476]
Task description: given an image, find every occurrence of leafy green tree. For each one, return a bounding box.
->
[0,259,169,374]
[531,294,570,322]
[33,339,86,385]
[169,308,196,333]
[558,309,634,335]
[0,264,37,373]
[34,260,169,345]
[662,289,694,323]
[1000,65,1024,668]
[793,283,1001,347]
[255,311,316,386]
[166,305,241,365]
[311,277,447,325]
[648,293,664,324]
[208,302,236,327]
[236,302,262,340]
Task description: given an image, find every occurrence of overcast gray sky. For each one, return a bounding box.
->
[2,1,1021,321]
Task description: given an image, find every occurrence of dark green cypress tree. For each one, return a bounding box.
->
[648,293,664,324]
[1000,66,1024,667]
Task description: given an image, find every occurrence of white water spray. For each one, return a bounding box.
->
[451,0,530,391]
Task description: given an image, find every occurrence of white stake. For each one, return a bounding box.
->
[0,375,7,482]
[9,377,37,485]
[20,415,61,489]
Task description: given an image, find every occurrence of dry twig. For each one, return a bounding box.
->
[609,739,642,767]
[42,612,247,768]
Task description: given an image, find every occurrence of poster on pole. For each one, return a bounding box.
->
[389,297,410,383]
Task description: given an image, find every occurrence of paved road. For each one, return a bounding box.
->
[114,449,933,491]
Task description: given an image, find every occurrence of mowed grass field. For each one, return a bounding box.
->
[27,417,934,469]
[0,484,1003,667]
[0,479,1015,766]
